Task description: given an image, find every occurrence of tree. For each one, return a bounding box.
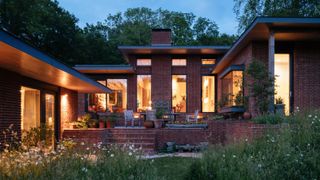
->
[234,0,320,33]
[0,0,80,64]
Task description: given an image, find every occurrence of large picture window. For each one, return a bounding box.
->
[21,86,40,132]
[88,81,107,112]
[202,76,215,112]
[107,79,127,112]
[137,75,151,112]
[221,71,243,107]
[172,75,187,112]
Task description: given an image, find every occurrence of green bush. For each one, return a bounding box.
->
[186,110,320,179]
[251,113,285,124]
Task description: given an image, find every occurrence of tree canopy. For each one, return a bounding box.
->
[234,0,320,33]
[0,1,236,65]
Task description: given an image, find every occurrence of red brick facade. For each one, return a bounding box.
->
[151,29,172,45]
[0,69,22,144]
[0,68,79,144]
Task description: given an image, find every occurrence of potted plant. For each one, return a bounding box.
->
[87,119,98,128]
[154,108,165,128]
[275,97,285,115]
[144,120,154,128]
[106,113,117,128]
[74,114,91,129]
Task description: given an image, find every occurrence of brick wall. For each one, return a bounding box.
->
[294,41,320,110]
[62,121,279,151]
[151,54,172,105]
[187,56,202,113]
[0,69,22,145]
[60,88,78,132]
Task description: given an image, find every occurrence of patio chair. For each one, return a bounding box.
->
[186,110,199,123]
[124,110,141,127]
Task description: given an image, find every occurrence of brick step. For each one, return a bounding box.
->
[105,134,156,139]
[104,142,155,149]
[107,130,156,134]
[105,137,155,144]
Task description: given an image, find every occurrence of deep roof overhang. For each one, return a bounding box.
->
[0,29,111,93]
[213,17,320,74]
[74,64,135,74]
[118,45,230,61]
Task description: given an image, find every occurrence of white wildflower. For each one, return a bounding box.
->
[81,167,88,173]
[258,164,262,168]
[129,152,133,156]
[110,154,114,157]
[232,155,236,158]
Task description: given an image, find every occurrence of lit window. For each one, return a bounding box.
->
[172,75,187,112]
[172,59,187,66]
[88,80,107,112]
[221,71,243,107]
[107,79,127,112]
[275,54,290,115]
[21,86,40,132]
[202,76,215,112]
[202,59,216,65]
[137,75,152,111]
[137,59,151,66]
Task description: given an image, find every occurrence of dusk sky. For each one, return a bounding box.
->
[57,0,238,35]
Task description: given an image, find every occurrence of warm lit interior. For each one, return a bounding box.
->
[202,59,216,65]
[172,59,187,66]
[137,75,151,111]
[107,79,127,112]
[172,75,187,112]
[137,59,151,66]
[21,86,40,132]
[202,76,215,112]
[88,80,107,112]
[221,71,243,107]
[275,54,290,115]
[45,94,55,148]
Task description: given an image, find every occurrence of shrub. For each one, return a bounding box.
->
[251,113,284,124]
[186,110,320,179]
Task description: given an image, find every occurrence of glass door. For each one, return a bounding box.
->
[275,54,290,115]
[45,94,55,149]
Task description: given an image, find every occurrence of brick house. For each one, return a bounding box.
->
[0,29,111,146]
[75,17,320,117]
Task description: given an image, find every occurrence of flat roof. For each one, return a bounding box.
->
[118,45,230,61]
[74,64,135,74]
[213,17,320,73]
[0,29,111,93]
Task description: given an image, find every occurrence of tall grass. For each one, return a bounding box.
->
[186,110,320,179]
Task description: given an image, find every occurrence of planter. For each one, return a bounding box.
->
[87,121,98,128]
[99,121,105,128]
[153,119,163,128]
[106,121,115,128]
[166,124,208,129]
[144,120,154,128]
[243,112,252,120]
[275,104,285,115]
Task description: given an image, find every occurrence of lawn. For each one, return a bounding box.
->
[151,157,195,180]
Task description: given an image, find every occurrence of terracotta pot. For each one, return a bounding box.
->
[106,121,115,128]
[99,121,105,128]
[144,120,154,128]
[243,112,252,120]
[154,119,163,129]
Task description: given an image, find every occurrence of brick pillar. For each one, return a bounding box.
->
[268,31,275,112]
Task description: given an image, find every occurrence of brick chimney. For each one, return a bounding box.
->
[151,29,172,46]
